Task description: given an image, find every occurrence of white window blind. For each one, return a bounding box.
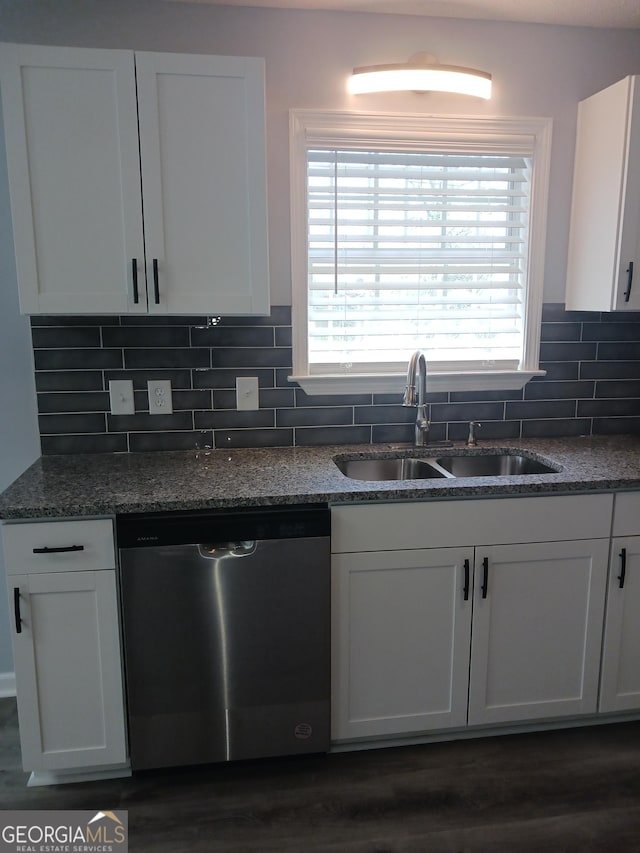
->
[307,147,532,374]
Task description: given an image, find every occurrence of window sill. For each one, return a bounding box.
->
[289,370,546,396]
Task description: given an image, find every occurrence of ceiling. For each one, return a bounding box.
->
[166,0,640,28]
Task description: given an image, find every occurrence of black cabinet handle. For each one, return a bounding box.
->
[624,261,634,302]
[463,558,470,601]
[32,544,84,554]
[132,258,139,304]
[618,547,627,589]
[481,557,489,599]
[153,258,160,304]
[13,587,22,634]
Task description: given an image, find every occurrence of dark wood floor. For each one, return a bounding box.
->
[2,698,640,851]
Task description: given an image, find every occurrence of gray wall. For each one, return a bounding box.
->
[0,108,39,683]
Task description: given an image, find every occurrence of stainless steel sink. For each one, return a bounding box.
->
[334,457,446,481]
[334,450,559,481]
[434,453,558,477]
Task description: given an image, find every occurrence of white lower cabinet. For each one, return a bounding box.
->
[599,492,640,713]
[331,494,613,742]
[331,547,472,739]
[468,540,609,725]
[599,536,640,712]
[3,519,127,776]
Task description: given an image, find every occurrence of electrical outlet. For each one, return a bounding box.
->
[108,379,134,415]
[236,377,259,411]
[148,379,173,415]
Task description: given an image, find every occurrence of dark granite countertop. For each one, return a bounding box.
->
[2,435,640,519]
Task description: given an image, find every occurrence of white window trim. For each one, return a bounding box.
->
[289,109,552,395]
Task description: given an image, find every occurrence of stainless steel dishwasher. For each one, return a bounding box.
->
[116,504,330,771]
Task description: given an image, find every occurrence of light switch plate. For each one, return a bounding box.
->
[108,379,134,415]
[236,377,259,411]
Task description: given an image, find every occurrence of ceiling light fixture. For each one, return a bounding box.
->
[348,52,492,99]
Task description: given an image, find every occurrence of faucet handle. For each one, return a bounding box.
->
[402,383,417,407]
[467,421,481,447]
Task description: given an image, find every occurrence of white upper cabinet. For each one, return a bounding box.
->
[0,43,270,316]
[566,75,640,311]
[0,44,143,314]
[135,51,269,316]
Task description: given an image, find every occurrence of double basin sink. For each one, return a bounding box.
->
[334,450,560,481]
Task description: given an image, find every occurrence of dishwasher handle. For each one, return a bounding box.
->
[199,541,257,559]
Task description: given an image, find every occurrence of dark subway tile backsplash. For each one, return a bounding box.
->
[128,430,212,453]
[30,304,640,454]
[524,380,595,400]
[538,342,598,362]
[37,391,110,414]
[505,400,577,420]
[31,326,101,349]
[582,322,640,342]
[102,326,191,348]
[521,418,592,439]
[124,347,210,370]
[40,433,128,455]
[539,322,582,342]
[34,348,123,371]
[35,370,104,392]
[190,325,274,348]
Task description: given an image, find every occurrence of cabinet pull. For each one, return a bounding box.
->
[624,261,634,302]
[463,559,470,601]
[481,557,489,599]
[132,258,139,304]
[153,258,160,304]
[618,547,627,589]
[32,544,84,554]
[13,587,22,634]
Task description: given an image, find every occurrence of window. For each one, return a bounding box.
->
[289,110,552,394]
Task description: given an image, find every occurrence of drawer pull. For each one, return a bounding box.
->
[32,544,85,554]
[14,587,22,634]
[463,558,470,601]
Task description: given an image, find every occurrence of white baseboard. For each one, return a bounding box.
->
[0,672,16,697]
[27,764,132,787]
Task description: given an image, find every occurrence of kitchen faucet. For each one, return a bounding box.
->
[402,350,430,446]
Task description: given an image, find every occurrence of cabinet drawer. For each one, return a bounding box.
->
[2,519,115,574]
[331,494,614,553]
[612,492,640,537]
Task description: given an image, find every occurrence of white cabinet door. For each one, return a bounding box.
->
[10,570,127,771]
[468,540,609,726]
[0,43,145,314]
[0,43,270,316]
[600,537,640,712]
[332,547,473,740]
[136,52,269,316]
[566,75,640,311]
